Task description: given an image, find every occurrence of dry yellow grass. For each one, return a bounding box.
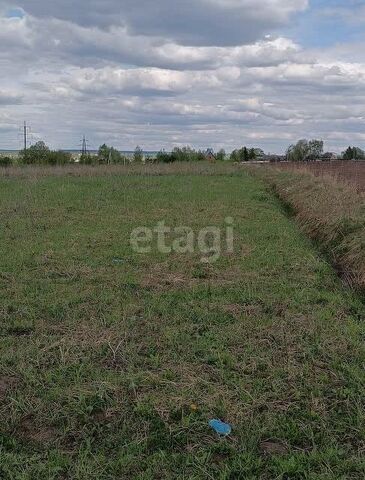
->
[272,160,365,192]
[253,166,365,291]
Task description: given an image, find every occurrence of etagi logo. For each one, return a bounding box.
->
[130,217,234,263]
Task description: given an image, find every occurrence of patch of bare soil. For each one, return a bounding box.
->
[0,375,18,400]
[16,414,58,444]
[221,303,263,318]
[260,439,289,456]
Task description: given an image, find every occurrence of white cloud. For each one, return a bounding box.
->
[0,14,32,47]
[0,0,364,153]
[67,67,202,95]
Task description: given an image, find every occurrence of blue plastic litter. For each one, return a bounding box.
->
[209,419,232,436]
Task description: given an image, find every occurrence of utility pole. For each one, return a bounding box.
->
[81,135,88,156]
[23,121,30,151]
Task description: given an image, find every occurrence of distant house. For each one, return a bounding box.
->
[267,154,286,163]
[205,148,216,162]
[321,152,338,162]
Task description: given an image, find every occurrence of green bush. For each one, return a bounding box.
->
[20,141,50,164]
[47,151,74,165]
[216,149,226,161]
[133,146,144,163]
[97,144,127,164]
[230,147,256,162]
[155,147,207,163]
[156,150,174,163]
[19,141,74,165]
[0,156,12,167]
[79,153,95,165]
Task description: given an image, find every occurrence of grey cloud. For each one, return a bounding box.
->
[0,90,23,105]
[1,0,365,154]
[0,14,303,71]
[7,0,307,46]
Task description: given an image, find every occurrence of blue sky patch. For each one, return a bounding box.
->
[289,0,365,48]
[5,7,25,19]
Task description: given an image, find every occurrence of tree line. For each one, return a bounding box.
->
[0,139,365,167]
[286,139,365,162]
[0,142,262,166]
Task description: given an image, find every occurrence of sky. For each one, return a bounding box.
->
[0,1,365,153]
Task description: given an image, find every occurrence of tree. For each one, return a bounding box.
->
[242,147,249,162]
[19,141,74,165]
[79,153,94,165]
[216,149,226,162]
[254,148,265,157]
[134,146,144,163]
[230,148,246,162]
[230,146,255,162]
[355,147,363,159]
[98,144,122,164]
[20,141,50,164]
[166,147,205,162]
[343,146,354,160]
[342,146,365,160]
[354,148,363,160]
[286,140,309,162]
[230,149,239,162]
[307,140,324,161]
[156,150,173,163]
[151,145,259,164]
[248,148,256,161]
[286,139,323,162]
[98,144,110,164]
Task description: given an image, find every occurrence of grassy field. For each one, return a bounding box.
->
[0,165,364,479]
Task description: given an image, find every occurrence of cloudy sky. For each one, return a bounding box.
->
[1,0,365,153]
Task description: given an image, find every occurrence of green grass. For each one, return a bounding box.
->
[0,166,364,479]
